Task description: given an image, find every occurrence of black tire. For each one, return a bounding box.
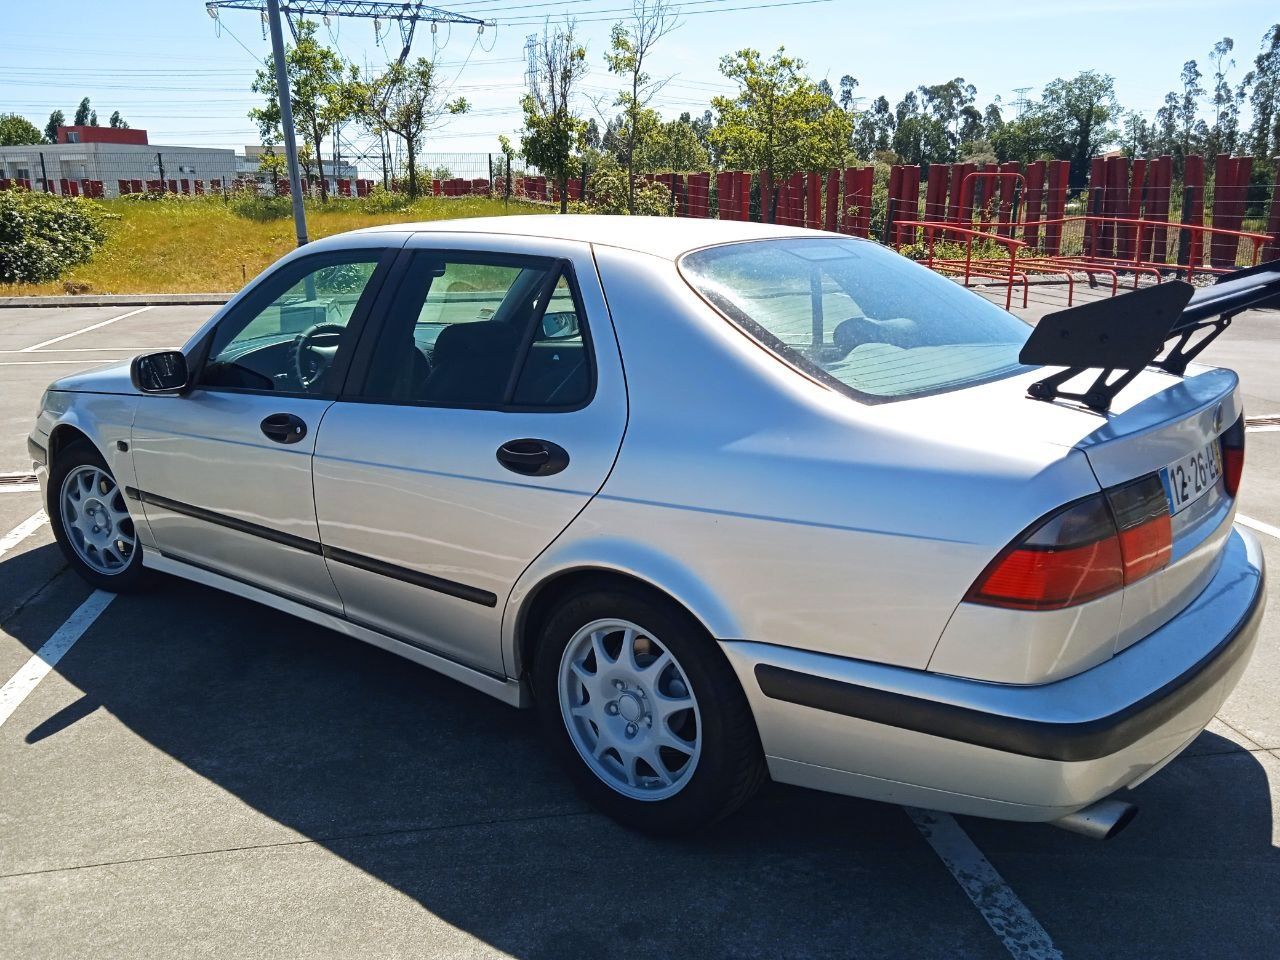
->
[533,582,767,835]
[48,439,151,593]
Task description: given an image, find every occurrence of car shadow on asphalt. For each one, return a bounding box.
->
[2,554,1277,960]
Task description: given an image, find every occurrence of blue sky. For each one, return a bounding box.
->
[2,0,1276,174]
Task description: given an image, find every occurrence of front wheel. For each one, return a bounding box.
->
[533,584,766,834]
[48,440,150,592]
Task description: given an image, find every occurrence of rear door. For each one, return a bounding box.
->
[312,236,627,674]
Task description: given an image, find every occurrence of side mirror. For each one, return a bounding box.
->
[541,310,579,340]
[131,351,190,393]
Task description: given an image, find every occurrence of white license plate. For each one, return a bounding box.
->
[1160,441,1222,515]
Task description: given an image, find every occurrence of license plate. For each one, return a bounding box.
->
[1160,440,1223,515]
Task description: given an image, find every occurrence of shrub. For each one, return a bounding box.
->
[0,189,109,284]
[228,188,295,222]
[585,155,673,216]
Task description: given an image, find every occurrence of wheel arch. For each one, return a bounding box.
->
[505,543,744,684]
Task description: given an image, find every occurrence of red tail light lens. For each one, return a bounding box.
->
[1106,474,1173,583]
[1221,413,1245,497]
[965,495,1124,610]
[968,473,1175,610]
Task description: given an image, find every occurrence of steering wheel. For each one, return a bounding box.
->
[290,321,345,391]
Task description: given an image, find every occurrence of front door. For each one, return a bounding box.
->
[130,247,393,611]
[312,239,628,673]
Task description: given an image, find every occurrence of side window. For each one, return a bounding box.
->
[199,255,381,395]
[358,253,592,409]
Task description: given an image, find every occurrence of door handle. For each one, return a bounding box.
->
[260,413,307,444]
[496,438,569,477]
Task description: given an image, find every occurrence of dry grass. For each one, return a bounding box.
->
[1,194,549,296]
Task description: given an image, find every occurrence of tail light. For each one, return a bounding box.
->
[1221,413,1245,497]
[967,474,1173,611]
[1106,475,1173,582]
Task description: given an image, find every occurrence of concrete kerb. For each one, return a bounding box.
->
[0,294,233,308]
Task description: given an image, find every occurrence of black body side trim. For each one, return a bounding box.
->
[755,572,1265,763]
[322,545,498,608]
[133,488,323,555]
[130,487,496,607]
[27,436,47,466]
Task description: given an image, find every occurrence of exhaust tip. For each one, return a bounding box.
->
[1051,798,1139,841]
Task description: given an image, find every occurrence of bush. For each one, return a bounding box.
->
[585,155,673,216]
[228,189,295,222]
[0,189,109,284]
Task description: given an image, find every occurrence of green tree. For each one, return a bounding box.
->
[73,97,91,126]
[1243,23,1280,160]
[108,110,129,130]
[851,95,893,159]
[520,20,589,214]
[604,0,680,213]
[250,19,357,202]
[0,114,43,146]
[43,110,64,144]
[361,57,468,198]
[709,47,852,220]
[257,147,288,193]
[1031,71,1118,186]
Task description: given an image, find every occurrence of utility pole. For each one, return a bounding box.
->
[266,0,309,245]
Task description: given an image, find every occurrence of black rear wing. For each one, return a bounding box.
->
[1019,259,1280,411]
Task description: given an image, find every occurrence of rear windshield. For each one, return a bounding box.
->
[679,237,1031,402]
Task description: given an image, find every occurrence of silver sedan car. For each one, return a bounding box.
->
[29,216,1265,837]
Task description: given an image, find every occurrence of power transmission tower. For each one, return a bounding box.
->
[524,33,539,102]
[1012,86,1032,118]
[206,0,494,247]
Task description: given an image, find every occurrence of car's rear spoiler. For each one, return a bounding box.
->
[1020,258,1280,411]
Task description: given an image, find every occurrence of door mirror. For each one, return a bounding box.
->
[541,310,579,340]
[131,351,190,393]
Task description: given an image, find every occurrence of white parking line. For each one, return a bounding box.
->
[907,808,1064,960]
[0,591,114,729]
[0,359,124,366]
[0,511,48,561]
[1237,514,1280,540]
[1246,425,1280,433]
[20,306,151,353]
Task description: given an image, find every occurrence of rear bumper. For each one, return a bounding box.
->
[724,525,1266,821]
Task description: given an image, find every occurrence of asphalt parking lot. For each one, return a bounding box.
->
[1,299,1278,959]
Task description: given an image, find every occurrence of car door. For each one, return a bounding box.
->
[311,236,628,674]
[130,244,396,612]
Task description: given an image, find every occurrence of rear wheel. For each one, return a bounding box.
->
[533,584,766,834]
[49,440,149,592]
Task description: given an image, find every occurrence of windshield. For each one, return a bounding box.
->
[679,237,1032,402]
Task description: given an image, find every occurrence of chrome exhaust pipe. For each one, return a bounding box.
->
[1050,799,1139,840]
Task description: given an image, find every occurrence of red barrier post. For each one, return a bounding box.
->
[1265,160,1280,261]
[1022,161,1045,249]
[805,172,822,229]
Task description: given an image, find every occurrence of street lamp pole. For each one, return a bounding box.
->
[265,0,308,246]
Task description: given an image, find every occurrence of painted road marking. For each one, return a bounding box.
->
[1237,514,1280,540]
[1246,425,1280,433]
[20,306,151,353]
[0,348,151,354]
[907,808,1064,960]
[0,591,114,729]
[0,511,47,561]
[0,359,125,366]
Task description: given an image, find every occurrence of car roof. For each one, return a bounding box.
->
[354,214,842,260]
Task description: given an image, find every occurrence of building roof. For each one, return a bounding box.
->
[359,214,838,259]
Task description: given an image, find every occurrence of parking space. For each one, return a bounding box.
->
[1,303,1279,959]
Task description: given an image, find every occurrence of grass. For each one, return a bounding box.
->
[1,193,549,296]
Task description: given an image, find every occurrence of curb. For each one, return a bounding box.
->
[0,293,233,308]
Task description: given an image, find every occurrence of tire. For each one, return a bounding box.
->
[533,583,766,835]
[48,439,151,593]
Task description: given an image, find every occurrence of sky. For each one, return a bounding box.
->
[2,0,1277,177]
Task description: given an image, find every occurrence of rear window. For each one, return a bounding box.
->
[679,237,1031,401]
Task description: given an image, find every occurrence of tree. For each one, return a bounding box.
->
[851,95,893,159]
[73,98,92,126]
[646,113,710,171]
[108,110,129,130]
[1244,23,1280,160]
[257,147,288,192]
[1174,60,1206,163]
[44,110,64,144]
[520,20,589,214]
[709,47,853,219]
[604,0,681,213]
[250,19,356,202]
[361,57,469,198]
[0,114,43,146]
[838,75,858,111]
[1029,71,1118,186]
